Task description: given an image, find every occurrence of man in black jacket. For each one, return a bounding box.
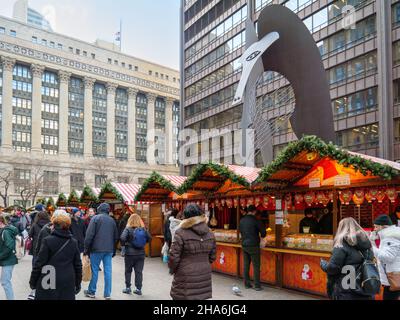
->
[70,208,86,254]
[83,203,119,299]
[239,205,266,291]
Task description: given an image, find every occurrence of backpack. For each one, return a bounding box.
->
[354,250,381,296]
[130,228,147,249]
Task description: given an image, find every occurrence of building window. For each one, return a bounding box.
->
[122,62,125,67]
[114,60,118,65]
[70,173,85,191]
[91,53,96,59]
[129,64,132,70]
[32,36,38,43]
[42,39,47,46]
[57,43,63,50]
[76,49,80,55]
[336,124,379,152]
[50,41,55,48]
[14,169,31,193]
[95,175,107,188]
[69,47,73,53]
[43,171,59,194]
[135,66,138,72]
[10,30,16,37]
[155,72,159,78]
[0,27,5,34]
[149,70,152,76]
[108,58,112,64]
[117,176,130,184]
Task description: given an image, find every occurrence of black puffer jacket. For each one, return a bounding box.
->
[120,227,151,256]
[239,214,266,247]
[29,218,51,256]
[70,217,86,253]
[322,235,375,300]
[30,228,82,300]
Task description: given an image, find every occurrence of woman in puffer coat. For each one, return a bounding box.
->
[169,204,216,300]
[320,217,375,300]
[371,215,400,300]
[29,210,82,300]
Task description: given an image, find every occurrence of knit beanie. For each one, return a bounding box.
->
[374,214,393,226]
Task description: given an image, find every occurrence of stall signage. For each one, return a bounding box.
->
[309,178,321,188]
[334,174,351,186]
[143,204,149,211]
[275,211,284,225]
[275,199,282,210]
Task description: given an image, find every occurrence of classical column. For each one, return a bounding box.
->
[83,77,96,159]
[106,82,117,159]
[30,64,45,153]
[1,56,16,151]
[58,70,71,156]
[127,88,138,162]
[165,97,175,165]
[146,93,156,164]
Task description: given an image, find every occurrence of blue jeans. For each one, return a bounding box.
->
[1,265,15,300]
[88,252,113,297]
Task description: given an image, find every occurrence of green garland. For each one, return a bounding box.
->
[255,135,399,184]
[67,190,79,205]
[56,193,67,206]
[80,185,98,203]
[135,172,179,201]
[98,182,124,203]
[178,162,251,195]
[46,197,55,207]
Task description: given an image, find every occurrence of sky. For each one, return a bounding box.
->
[0,0,181,70]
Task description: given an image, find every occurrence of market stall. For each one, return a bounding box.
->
[56,193,68,207]
[98,182,141,220]
[79,186,99,209]
[134,172,187,257]
[67,190,82,208]
[251,136,400,296]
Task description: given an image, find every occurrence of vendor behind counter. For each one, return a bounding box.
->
[299,208,319,234]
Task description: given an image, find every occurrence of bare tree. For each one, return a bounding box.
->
[0,169,13,207]
[92,158,111,186]
[30,166,45,205]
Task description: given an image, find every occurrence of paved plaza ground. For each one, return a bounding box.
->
[0,254,316,300]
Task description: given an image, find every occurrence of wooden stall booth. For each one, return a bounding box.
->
[67,190,82,208]
[56,193,68,208]
[79,186,99,210]
[252,136,400,296]
[134,172,187,257]
[175,163,266,280]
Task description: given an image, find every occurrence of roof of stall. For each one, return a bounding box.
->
[177,163,260,196]
[134,172,187,202]
[254,136,400,189]
[80,186,99,203]
[99,182,141,205]
[56,193,69,206]
[67,190,81,205]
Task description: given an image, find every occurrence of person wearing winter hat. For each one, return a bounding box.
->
[169,204,216,300]
[371,214,400,300]
[69,208,86,254]
[30,209,82,300]
[84,202,119,299]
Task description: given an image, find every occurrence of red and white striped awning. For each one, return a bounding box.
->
[162,175,187,188]
[227,164,261,184]
[92,188,101,197]
[111,183,142,205]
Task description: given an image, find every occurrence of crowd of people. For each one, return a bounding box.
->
[1,201,400,300]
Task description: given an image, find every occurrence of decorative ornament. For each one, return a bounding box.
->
[369,188,378,201]
[263,196,270,206]
[376,190,386,203]
[304,192,315,207]
[247,197,254,206]
[233,198,239,208]
[316,192,326,204]
[327,191,334,203]
[255,197,261,207]
[352,189,365,207]
[385,188,397,203]
[365,189,373,203]
[240,198,247,207]
[226,199,233,208]
[294,193,304,204]
[221,199,226,206]
[339,190,353,205]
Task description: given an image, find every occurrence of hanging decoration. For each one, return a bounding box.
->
[294,193,304,204]
[369,188,379,201]
[255,197,261,207]
[284,194,293,210]
[386,188,397,203]
[304,192,316,207]
[327,191,334,203]
[352,189,365,207]
[226,199,233,208]
[233,198,239,208]
[365,190,373,203]
[316,192,326,204]
[339,190,353,205]
[263,195,270,206]
[240,198,247,207]
[247,197,254,206]
[221,199,226,207]
[376,190,386,203]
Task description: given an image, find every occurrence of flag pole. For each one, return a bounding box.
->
[119,19,122,51]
